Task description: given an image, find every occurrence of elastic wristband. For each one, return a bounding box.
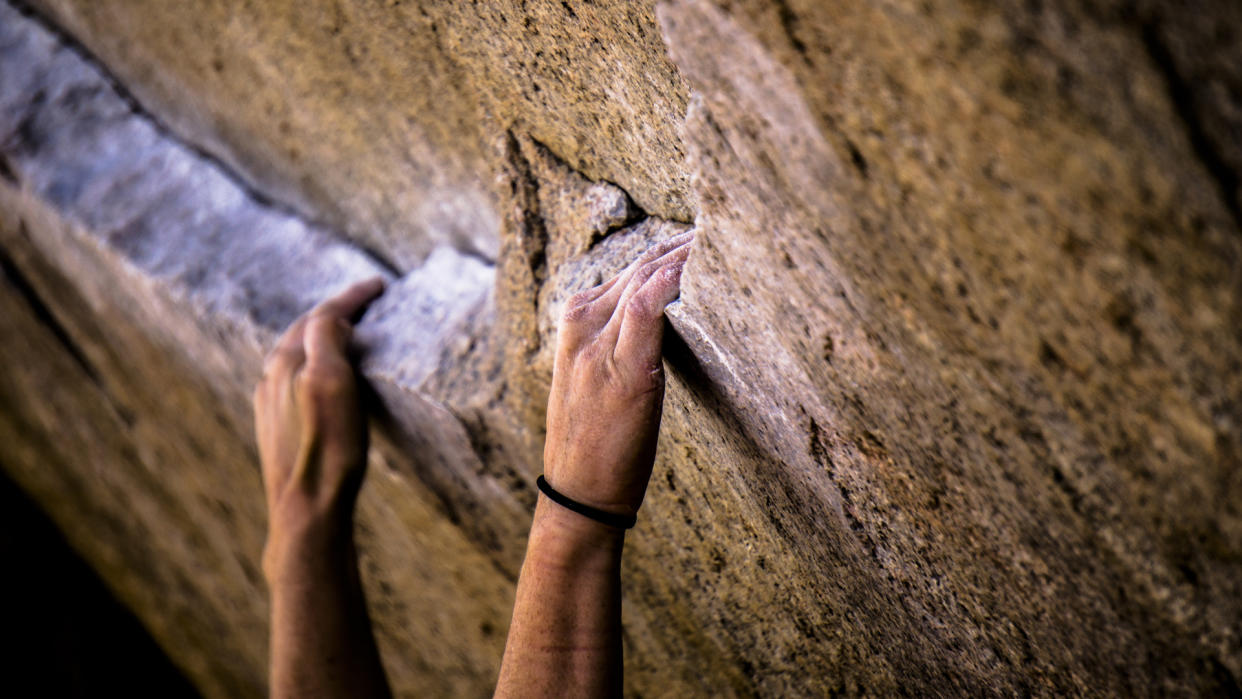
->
[536,475,637,529]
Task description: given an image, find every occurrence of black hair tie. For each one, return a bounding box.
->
[536,475,637,530]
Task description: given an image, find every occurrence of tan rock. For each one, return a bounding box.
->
[1,0,1240,695]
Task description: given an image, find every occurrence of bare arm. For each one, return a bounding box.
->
[497,232,694,698]
[253,278,392,699]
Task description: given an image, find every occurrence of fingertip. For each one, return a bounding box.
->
[627,261,683,315]
[655,255,686,285]
[350,276,386,303]
[355,277,386,314]
[665,260,686,283]
[637,230,696,266]
[654,262,685,303]
[317,275,388,322]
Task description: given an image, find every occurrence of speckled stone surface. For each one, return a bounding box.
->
[1,0,1240,696]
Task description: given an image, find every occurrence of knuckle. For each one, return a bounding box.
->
[562,300,592,325]
[261,349,294,377]
[637,259,663,278]
[309,312,347,330]
[296,364,351,398]
[567,288,596,309]
[563,300,586,322]
[260,352,279,373]
[309,315,351,345]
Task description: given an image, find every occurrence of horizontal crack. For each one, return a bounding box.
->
[5,0,400,278]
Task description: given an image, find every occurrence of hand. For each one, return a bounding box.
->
[253,277,384,576]
[543,232,694,519]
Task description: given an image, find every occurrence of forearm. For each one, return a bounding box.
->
[496,498,626,698]
[265,511,391,699]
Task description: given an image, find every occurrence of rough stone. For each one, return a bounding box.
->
[21,0,694,269]
[1,0,1241,696]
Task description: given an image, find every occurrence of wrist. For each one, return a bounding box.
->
[262,499,355,586]
[540,463,645,520]
[526,497,625,573]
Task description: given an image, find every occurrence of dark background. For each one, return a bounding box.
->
[0,465,199,698]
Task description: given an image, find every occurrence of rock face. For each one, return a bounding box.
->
[1,0,1240,696]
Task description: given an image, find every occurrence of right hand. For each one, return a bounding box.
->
[542,232,694,519]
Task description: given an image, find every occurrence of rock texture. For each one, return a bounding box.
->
[2,0,1241,696]
[18,0,693,269]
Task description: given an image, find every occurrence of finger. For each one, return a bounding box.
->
[591,233,694,322]
[264,316,309,379]
[600,242,692,344]
[304,313,354,368]
[558,235,694,345]
[561,273,624,330]
[613,259,685,371]
[570,271,623,308]
[636,230,695,267]
[262,277,381,375]
[560,269,633,338]
[309,276,385,323]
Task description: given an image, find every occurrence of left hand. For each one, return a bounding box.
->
[253,277,384,575]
